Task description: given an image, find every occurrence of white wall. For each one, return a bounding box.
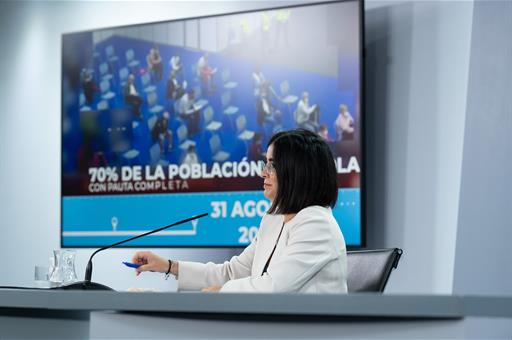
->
[0,0,474,293]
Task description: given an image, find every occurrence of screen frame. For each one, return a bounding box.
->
[60,0,366,249]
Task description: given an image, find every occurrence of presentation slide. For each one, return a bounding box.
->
[61,0,362,247]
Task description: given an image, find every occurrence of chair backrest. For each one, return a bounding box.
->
[203,106,214,124]
[280,80,290,96]
[99,62,109,76]
[346,248,402,293]
[209,134,220,154]
[100,80,110,94]
[149,143,161,165]
[97,100,109,111]
[147,115,158,131]
[177,125,188,143]
[106,45,115,57]
[119,67,129,82]
[147,92,157,107]
[141,73,151,86]
[236,114,246,133]
[126,49,135,62]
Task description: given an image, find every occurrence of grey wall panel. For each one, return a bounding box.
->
[453,1,512,335]
[453,0,512,295]
[365,0,473,293]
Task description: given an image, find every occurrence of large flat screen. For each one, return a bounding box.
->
[61,0,364,248]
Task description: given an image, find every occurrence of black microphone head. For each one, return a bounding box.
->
[85,260,93,282]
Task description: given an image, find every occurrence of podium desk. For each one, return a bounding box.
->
[0,290,511,339]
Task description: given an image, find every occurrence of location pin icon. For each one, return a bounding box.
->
[111,216,118,231]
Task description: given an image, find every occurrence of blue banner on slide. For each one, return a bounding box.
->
[62,189,360,247]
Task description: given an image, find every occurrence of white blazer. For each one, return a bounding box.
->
[178,206,348,293]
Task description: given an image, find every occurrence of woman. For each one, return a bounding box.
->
[132,129,347,293]
[334,104,355,141]
[146,47,163,82]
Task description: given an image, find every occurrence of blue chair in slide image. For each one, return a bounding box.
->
[147,92,164,114]
[177,124,196,151]
[209,134,230,162]
[147,114,158,132]
[149,142,169,167]
[141,73,156,93]
[105,45,119,63]
[222,69,238,90]
[122,149,141,166]
[280,80,298,122]
[105,44,119,71]
[221,91,239,116]
[236,114,255,156]
[100,80,115,101]
[126,49,140,70]
[203,106,222,133]
[236,115,255,142]
[97,100,109,111]
[99,62,113,82]
[119,67,129,87]
[346,248,403,293]
[279,80,298,104]
[193,86,208,110]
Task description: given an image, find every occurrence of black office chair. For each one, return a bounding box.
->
[346,248,402,293]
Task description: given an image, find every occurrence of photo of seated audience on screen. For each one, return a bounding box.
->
[61,1,363,248]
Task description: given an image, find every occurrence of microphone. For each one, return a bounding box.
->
[55,212,209,291]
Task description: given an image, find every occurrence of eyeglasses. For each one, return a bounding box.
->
[258,161,276,175]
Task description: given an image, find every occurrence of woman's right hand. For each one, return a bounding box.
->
[131,251,169,276]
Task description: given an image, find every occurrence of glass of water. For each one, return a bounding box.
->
[34,265,51,288]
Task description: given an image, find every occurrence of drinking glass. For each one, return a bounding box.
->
[34,265,51,288]
[49,249,78,286]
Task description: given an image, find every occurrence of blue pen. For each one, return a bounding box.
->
[123,261,141,269]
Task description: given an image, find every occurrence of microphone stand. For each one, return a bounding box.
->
[55,212,209,291]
